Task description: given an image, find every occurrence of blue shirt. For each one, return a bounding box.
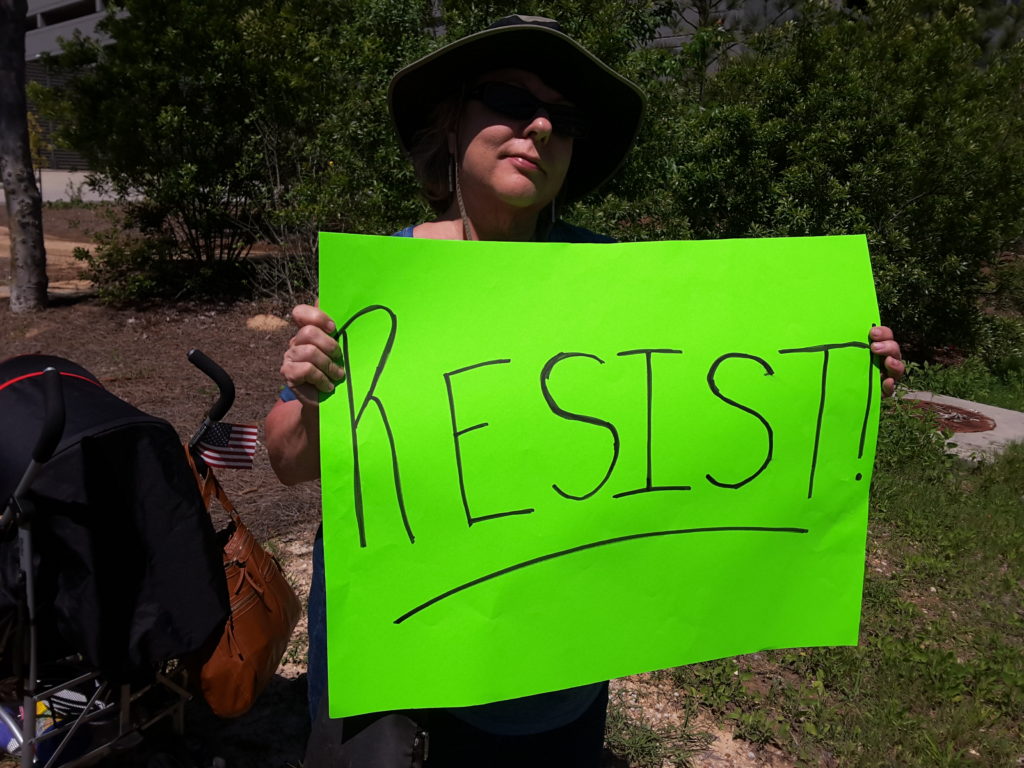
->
[392,221,614,243]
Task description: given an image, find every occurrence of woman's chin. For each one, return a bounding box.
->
[495,186,551,212]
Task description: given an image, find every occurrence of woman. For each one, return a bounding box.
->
[266,15,905,767]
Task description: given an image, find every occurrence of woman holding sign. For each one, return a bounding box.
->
[266,14,905,767]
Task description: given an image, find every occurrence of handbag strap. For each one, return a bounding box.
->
[184,444,243,528]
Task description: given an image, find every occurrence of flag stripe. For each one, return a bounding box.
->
[199,448,254,459]
[199,446,255,455]
[197,421,258,469]
[200,457,254,469]
[198,440,257,450]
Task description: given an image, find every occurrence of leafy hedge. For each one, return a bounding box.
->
[36,0,1024,357]
[575,0,1024,353]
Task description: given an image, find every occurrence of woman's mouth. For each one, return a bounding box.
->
[507,154,541,172]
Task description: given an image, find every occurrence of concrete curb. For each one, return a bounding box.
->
[0,280,96,301]
[903,391,1024,462]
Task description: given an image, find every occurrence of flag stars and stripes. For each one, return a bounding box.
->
[198,422,258,469]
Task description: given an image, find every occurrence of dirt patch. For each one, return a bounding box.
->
[909,400,997,433]
[247,314,291,332]
[0,203,115,285]
[0,202,115,242]
[612,673,795,768]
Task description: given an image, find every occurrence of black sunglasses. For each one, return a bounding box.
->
[467,82,591,139]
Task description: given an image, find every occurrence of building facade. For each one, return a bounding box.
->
[25,0,108,169]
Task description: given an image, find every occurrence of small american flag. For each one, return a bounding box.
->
[198,422,258,469]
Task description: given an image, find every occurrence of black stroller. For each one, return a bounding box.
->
[0,352,237,767]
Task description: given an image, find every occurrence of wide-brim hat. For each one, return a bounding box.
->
[388,15,645,204]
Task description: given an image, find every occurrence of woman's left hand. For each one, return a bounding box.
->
[870,326,905,397]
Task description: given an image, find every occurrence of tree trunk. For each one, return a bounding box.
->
[1,0,47,313]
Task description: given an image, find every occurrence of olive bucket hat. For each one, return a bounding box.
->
[388,15,646,204]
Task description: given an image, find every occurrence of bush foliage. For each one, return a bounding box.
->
[34,0,1024,349]
[576,0,1024,354]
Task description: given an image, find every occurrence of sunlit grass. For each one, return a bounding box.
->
[642,401,1024,767]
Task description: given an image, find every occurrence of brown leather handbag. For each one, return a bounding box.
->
[189,450,302,718]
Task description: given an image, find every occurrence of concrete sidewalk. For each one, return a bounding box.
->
[33,169,125,203]
[903,391,1024,461]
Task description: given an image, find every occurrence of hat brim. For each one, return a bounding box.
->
[389,23,645,203]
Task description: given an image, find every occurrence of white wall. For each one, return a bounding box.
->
[25,0,108,60]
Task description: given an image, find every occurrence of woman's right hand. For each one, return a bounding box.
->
[281,303,347,405]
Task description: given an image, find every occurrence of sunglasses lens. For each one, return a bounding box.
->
[473,83,590,139]
[481,83,538,119]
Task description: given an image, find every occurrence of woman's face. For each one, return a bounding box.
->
[454,68,575,213]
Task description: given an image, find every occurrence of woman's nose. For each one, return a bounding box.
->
[523,111,553,143]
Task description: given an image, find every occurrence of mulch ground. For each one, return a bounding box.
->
[0,202,112,238]
[1,299,316,545]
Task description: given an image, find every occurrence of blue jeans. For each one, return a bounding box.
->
[307,524,327,722]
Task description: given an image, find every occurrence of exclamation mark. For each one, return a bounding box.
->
[856,328,879,481]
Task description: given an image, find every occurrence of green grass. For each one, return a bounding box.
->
[904,356,1024,412]
[656,400,1024,767]
[604,692,713,767]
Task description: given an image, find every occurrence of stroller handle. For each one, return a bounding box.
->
[187,349,235,423]
[32,367,66,464]
[3,367,67,525]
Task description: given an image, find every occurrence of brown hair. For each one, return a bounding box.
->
[407,94,463,214]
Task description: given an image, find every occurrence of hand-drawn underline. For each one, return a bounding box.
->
[393,525,808,624]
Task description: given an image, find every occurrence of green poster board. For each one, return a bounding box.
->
[319,233,880,718]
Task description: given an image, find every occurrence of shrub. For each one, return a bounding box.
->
[579,0,1024,356]
[973,314,1024,379]
[75,213,252,306]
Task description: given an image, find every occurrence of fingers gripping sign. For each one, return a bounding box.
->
[282,303,347,405]
[869,325,904,397]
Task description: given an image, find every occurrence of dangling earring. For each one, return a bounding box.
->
[551,199,557,225]
[448,132,471,241]
[454,156,472,241]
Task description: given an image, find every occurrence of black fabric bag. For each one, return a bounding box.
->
[0,355,229,681]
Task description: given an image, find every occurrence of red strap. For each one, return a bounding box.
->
[0,370,101,393]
